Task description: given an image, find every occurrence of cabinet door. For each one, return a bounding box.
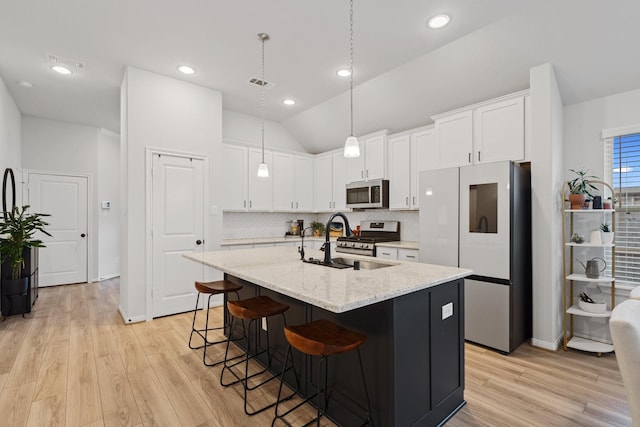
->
[222,145,248,211]
[248,148,273,211]
[314,154,333,212]
[437,111,473,168]
[332,151,350,211]
[474,97,524,164]
[388,135,411,209]
[273,152,295,211]
[295,156,314,211]
[376,247,398,260]
[411,127,437,209]
[364,134,386,180]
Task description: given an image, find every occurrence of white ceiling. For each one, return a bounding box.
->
[1,0,639,153]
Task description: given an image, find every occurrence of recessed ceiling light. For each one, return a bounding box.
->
[178,65,196,75]
[283,99,296,106]
[51,65,72,75]
[17,81,33,88]
[336,68,351,77]
[428,14,450,29]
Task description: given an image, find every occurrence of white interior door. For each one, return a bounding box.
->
[152,153,205,318]
[27,173,88,286]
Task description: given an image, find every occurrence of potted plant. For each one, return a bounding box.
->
[600,223,614,244]
[0,206,50,299]
[603,196,618,210]
[567,169,599,209]
[310,221,325,237]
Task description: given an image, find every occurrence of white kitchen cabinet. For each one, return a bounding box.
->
[348,131,387,182]
[294,156,314,211]
[222,144,248,211]
[398,248,419,262]
[388,126,437,210]
[436,110,473,168]
[248,148,273,211]
[314,153,333,212]
[434,91,528,168]
[273,152,295,211]
[376,247,398,260]
[332,151,350,211]
[473,96,524,164]
[524,95,531,162]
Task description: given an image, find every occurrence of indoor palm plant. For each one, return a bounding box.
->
[310,221,325,237]
[567,169,599,209]
[0,205,50,294]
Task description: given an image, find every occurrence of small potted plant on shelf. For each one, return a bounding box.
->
[600,223,614,244]
[567,169,599,209]
[603,196,617,210]
[310,221,325,237]
[0,206,50,305]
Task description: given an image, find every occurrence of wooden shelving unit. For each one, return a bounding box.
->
[561,180,617,356]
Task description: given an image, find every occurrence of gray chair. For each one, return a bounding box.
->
[610,299,640,426]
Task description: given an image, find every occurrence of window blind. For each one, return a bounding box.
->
[605,132,640,284]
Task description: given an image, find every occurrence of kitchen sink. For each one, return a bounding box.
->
[303,256,393,270]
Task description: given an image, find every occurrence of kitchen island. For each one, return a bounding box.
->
[185,247,472,426]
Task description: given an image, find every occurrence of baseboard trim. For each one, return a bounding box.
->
[99,273,120,281]
[531,336,560,351]
[118,305,146,324]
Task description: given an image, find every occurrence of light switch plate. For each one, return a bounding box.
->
[442,302,453,320]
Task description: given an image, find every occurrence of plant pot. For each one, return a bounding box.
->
[3,276,28,296]
[312,229,322,237]
[568,194,586,209]
[601,231,614,245]
[603,201,613,210]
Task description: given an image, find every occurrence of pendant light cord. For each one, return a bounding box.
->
[261,35,266,163]
[349,0,354,137]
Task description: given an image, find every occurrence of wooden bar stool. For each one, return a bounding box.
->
[273,319,375,426]
[188,280,242,366]
[220,295,299,416]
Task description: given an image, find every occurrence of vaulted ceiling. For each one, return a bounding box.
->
[1,0,639,153]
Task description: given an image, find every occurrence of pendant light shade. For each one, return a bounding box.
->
[257,32,270,178]
[343,0,360,158]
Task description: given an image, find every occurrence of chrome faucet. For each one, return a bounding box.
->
[323,212,353,264]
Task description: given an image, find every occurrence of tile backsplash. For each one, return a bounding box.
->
[223,210,419,241]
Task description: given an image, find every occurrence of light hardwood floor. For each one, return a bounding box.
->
[0,279,631,426]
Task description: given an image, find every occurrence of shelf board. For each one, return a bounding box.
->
[564,209,615,213]
[566,336,614,353]
[566,305,612,318]
[565,242,614,248]
[566,273,615,283]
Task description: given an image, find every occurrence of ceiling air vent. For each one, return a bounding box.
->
[249,77,273,88]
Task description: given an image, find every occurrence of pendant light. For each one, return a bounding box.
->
[343,0,360,158]
[257,32,270,178]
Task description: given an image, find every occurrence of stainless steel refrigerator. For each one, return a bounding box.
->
[419,161,531,353]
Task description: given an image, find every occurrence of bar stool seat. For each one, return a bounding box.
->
[221,295,298,416]
[273,319,375,426]
[188,280,242,366]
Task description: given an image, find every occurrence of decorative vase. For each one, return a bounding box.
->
[601,231,614,245]
[569,194,586,209]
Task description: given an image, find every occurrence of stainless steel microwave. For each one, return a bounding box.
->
[346,179,389,209]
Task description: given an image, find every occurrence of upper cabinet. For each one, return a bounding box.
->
[348,131,388,182]
[314,153,333,212]
[294,156,314,211]
[248,148,273,211]
[433,90,529,168]
[388,126,436,210]
[273,153,314,212]
[222,144,249,211]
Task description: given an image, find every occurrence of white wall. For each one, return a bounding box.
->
[223,110,307,153]
[530,63,565,350]
[0,75,22,206]
[97,129,120,279]
[120,67,223,322]
[21,117,100,282]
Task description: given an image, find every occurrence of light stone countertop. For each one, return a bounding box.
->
[185,246,471,313]
[375,240,419,250]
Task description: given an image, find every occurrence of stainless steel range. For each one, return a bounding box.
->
[335,220,401,257]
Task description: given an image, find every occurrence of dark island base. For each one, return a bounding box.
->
[225,274,465,426]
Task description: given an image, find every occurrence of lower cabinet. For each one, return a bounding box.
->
[376,246,419,262]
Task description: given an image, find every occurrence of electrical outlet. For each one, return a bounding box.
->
[261,317,267,331]
[442,302,453,320]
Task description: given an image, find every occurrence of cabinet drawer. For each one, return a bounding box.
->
[398,248,419,262]
[376,247,398,259]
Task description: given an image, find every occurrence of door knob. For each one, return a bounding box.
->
[196,240,202,245]
[81,233,86,238]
